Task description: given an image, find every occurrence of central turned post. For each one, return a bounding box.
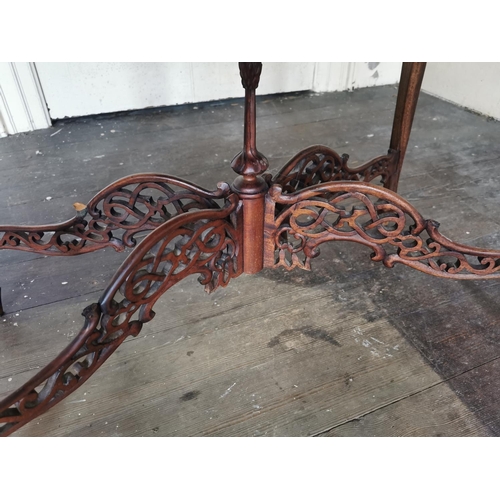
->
[231,62,269,274]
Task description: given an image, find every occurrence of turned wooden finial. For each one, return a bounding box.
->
[238,62,263,90]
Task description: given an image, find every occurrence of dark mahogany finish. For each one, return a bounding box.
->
[0,174,228,256]
[231,62,269,274]
[387,62,427,192]
[2,62,500,436]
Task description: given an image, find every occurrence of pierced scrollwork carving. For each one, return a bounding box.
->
[264,182,500,279]
[0,174,229,256]
[0,196,242,436]
[272,145,399,193]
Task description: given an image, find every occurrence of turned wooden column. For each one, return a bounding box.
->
[231,62,269,274]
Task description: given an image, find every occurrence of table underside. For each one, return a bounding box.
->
[1,62,500,436]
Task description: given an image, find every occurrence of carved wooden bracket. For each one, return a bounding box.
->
[0,196,242,435]
[264,176,500,278]
[0,174,229,256]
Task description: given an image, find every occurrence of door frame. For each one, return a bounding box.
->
[0,62,51,136]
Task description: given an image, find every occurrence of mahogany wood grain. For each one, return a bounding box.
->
[231,63,269,274]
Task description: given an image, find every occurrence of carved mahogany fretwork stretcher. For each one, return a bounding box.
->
[2,62,500,436]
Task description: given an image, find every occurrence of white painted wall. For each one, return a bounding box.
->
[6,62,500,135]
[35,62,402,120]
[313,62,402,92]
[422,63,500,121]
[36,63,317,119]
[0,62,403,133]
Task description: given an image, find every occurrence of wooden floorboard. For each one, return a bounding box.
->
[3,274,459,436]
[318,381,492,437]
[2,84,500,436]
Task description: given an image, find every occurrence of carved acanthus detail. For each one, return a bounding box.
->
[238,62,263,90]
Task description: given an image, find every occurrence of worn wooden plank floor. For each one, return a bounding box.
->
[1,84,500,436]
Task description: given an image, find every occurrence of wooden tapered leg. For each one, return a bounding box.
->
[385,62,427,192]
